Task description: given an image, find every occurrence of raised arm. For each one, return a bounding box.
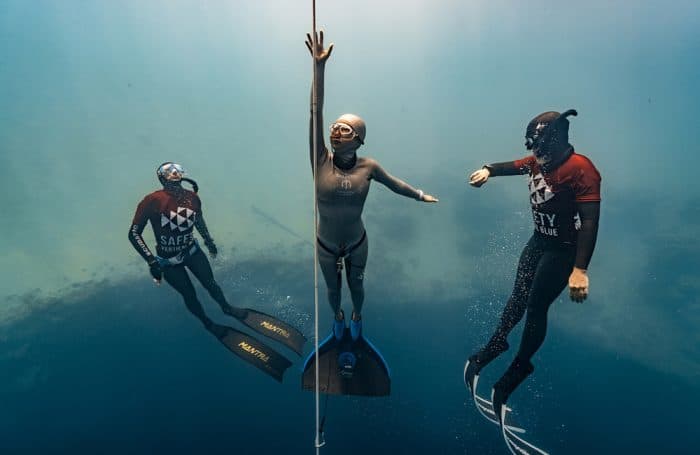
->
[306,31,333,172]
[371,160,438,202]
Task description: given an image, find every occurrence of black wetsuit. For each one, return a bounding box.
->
[128,187,229,326]
[481,152,601,368]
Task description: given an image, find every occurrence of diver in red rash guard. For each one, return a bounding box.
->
[128,162,228,326]
[463,110,602,433]
[127,163,305,381]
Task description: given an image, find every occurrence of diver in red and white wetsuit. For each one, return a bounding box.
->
[464,110,602,422]
[128,162,235,327]
[128,163,306,362]
[127,163,305,380]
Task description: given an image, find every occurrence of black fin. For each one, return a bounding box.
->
[208,323,292,382]
[233,308,307,356]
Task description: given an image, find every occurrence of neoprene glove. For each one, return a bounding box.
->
[148,259,163,281]
[204,239,218,257]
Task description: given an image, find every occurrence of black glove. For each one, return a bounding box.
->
[204,239,218,257]
[148,259,163,282]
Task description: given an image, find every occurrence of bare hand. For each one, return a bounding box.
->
[305,30,334,63]
[469,168,490,187]
[422,194,439,203]
[568,267,589,302]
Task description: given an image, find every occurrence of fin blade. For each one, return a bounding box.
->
[499,406,550,455]
[503,426,550,455]
[470,377,526,433]
[237,308,306,355]
[302,328,390,396]
[469,374,503,426]
[213,324,292,382]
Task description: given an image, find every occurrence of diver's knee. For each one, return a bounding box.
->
[349,268,365,285]
[525,304,548,321]
[202,280,220,292]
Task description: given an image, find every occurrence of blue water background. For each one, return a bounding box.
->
[1,1,699,453]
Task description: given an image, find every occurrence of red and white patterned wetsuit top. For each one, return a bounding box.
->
[513,153,601,244]
[130,189,201,260]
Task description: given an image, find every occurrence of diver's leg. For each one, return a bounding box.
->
[487,237,544,355]
[318,242,342,319]
[492,237,545,345]
[516,246,575,362]
[491,245,575,414]
[185,249,307,352]
[345,235,368,340]
[186,248,245,318]
[465,236,544,390]
[345,235,368,319]
[162,265,212,328]
[318,242,345,339]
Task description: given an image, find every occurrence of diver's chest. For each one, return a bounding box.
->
[155,197,198,229]
[526,171,575,207]
[318,169,371,200]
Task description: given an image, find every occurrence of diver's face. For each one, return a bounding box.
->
[159,163,185,183]
[525,122,549,165]
[531,140,551,166]
[329,122,360,153]
[165,168,183,182]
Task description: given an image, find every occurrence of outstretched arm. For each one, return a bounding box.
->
[469,157,534,187]
[371,160,438,202]
[306,31,333,172]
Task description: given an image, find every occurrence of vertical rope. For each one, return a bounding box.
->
[311,0,322,452]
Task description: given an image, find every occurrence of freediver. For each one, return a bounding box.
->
[464,110,602,424]
[128,162,304,381]
[306,30,438,342]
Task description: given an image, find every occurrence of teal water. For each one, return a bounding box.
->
[1,1,699,453]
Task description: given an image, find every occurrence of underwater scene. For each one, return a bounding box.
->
[1,1,699,453]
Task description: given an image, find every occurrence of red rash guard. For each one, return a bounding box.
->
[502,153,601,244]
[129,189,202,261]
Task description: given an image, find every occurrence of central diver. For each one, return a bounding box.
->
[302,30,438,396]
